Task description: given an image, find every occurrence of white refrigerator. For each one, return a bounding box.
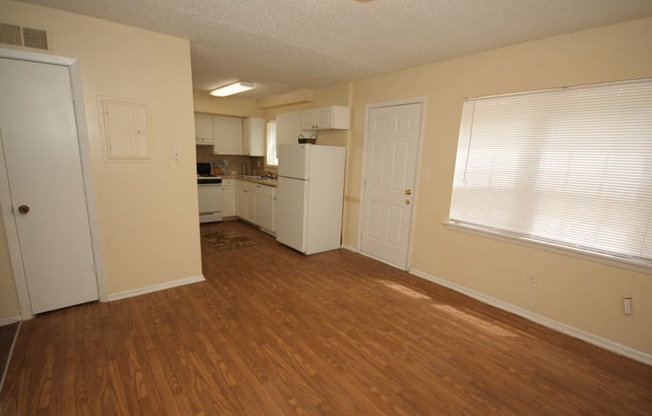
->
[276,144,346,254]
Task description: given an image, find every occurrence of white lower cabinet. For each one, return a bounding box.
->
[256,184,275,233]
[243,184,257,224]
[236,180,246,219]
[236,180,257,224]
[235,180,275,233]
[222,179,236,217]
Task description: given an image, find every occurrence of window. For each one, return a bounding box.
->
[266,120,278,166]
[449,79,652,267]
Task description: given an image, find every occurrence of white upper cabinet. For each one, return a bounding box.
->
[276,106,350,146]
[194,113,214,145]
[213,115,243,155]
[301,105,350,130]
[243,117,265,156]
[276,113,290,146]
[195,113,265,155]
[276,111,304,146]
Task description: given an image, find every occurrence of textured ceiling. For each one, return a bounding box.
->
[17,0,652,99]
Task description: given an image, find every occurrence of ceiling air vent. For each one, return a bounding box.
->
[0,23,49,51]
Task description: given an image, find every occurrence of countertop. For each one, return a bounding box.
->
[224,175,278,187]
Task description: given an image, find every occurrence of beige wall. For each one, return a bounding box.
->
[346,18,652,355]
[0,1,202,307]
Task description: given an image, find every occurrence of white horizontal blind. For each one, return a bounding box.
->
[450,80,652,266]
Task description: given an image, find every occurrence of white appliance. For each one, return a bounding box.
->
[197,163,223,223]
[276,144,345,254]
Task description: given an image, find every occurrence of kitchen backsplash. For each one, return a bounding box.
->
[196,145,266,176]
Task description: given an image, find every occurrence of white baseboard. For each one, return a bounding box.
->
[0,315,21,326]
[409,268,652,366]
[340,244,358,253]
[108,275,205,302]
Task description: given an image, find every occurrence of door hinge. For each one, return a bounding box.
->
[93,263,97,275]
[82,181,87,194]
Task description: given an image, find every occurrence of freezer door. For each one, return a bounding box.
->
[278,144,310,180]
[276,176,309,253]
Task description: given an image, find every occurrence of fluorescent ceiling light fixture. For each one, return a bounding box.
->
[210,81,255,97]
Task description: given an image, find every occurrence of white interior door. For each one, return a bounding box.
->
[360,103,422,269]
[0,58,98,314]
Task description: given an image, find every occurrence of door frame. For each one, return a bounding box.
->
[357,97,427,270]
[0,47,107,320]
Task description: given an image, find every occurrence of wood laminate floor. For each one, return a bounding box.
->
[0,322,19,388]
[1,221,651,415]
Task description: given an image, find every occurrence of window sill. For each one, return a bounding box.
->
[443,221,652,274]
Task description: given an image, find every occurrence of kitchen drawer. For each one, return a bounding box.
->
[255,184,274,196]
[222,179,235,187]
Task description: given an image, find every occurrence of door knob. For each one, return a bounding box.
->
[18,205,30,214]
[405,199,411,205]
[405,189,412,195]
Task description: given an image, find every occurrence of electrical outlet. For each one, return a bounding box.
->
[527,272,537,288]
[172,146,181,161]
